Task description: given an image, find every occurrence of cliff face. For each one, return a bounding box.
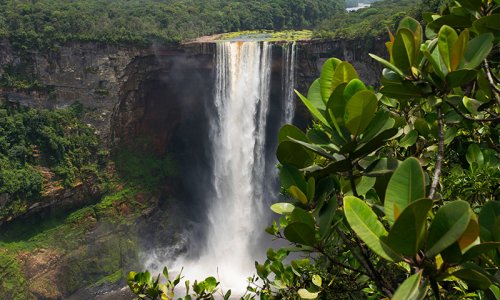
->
[1,38,385,150]
[0,38,386,298]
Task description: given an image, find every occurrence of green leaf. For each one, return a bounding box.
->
[380,81,422,99]
[392,271,427,300]
[306,177,315,203]
[462,242,500,261]
[399,130,418,148]
[271,203,295,215]
[472,14,500,37]
[451,29,469,71]
[289,185,308,205]
[387,199,433,257]
[479,201,500,242]
[290,207,316,227]
[344,196,401,262]
[438,25,458,72]
[421,39,446,79]
[364,157,400,176]
[307,79,326,109]
[319,58,342,102]
[462,96,482,115]
[359,109,396,144]
[426,200,472,258]
[446,69,477,88]
[353,128,398,158]
[331,62,359,94]
[278,125,308,143]
[453,263,493,290]
[384,158,425,225]
[298,289,319,299]
[277,141,314,169]
[279,164,307,193]
[461,33,494,69]
[288,138,337,161]
[466,144,484,168]
[392,28,417,73]
[326,83,348,132]
[456,0,481,12]
[343,79,366,101]
[319,199,338,239]
[369,54,405,78]
[312,274,322,287]
[284,222,316,246]
[296,90,330,128]
[398,17,423,46]
[344,90,378,136]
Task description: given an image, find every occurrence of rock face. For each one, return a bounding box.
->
[1,38,385,150]
[0,37,387,299]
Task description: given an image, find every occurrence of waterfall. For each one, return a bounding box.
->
[282,42,297,124]
[144,40,297,297]
[171,41,272,294]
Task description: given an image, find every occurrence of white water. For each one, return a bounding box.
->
[282,42,297,124]
[145,41,297,297]
[174,41,272,294]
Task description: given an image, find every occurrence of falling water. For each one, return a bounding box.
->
[282,42,297,124]
[145,41,297,297]
[170,41,272,294]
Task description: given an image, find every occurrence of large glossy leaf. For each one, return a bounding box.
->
[331,62,359,93]
[472,14,500,38]
[392,271,427,300]
[393,28,416,73]
[319,58,342,102]
[326,83,348,130]
[344,90,378,137]
[380,81,422,99]
[307,79,326,109]
[387,198,433,257]
[295,90,330,128]
[343,79,366,101]
[289,185,308,205]
[451,29,468,71]
[290,207,316,227]
[284,222,316,247]
[344,196,401,262]
[369,54,405,78]
[421,39,446,79]
[280,164,307,192]
[479,201,500,242]
[277,141,314,169]
[288,138,337,161]
[438,25,458,72]
[384,158,425,225]
[426,200,471,258]
[399,130,418,148]
[398,17,423,46]
[278,124,308,143]
[456,0,481,12]
[271,203,295,215]
[461,33,494,69]
[359,109,395,144]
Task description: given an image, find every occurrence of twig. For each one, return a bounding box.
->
[429,106,444,199]
[446,100,500,123]
[483,59,500,105]
[336,228,394,297]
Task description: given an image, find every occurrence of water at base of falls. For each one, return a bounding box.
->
[144,41,296,297]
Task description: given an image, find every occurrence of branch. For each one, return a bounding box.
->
[429,106,444,200]
[483,59,500,105]
[336,228,394,297]
[446,101,500,123]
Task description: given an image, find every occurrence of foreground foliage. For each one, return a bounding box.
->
[130,0,499,299]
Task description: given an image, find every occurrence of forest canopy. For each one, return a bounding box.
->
[0,0,344,49]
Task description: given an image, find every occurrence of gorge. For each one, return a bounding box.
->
[0,36,384,298]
